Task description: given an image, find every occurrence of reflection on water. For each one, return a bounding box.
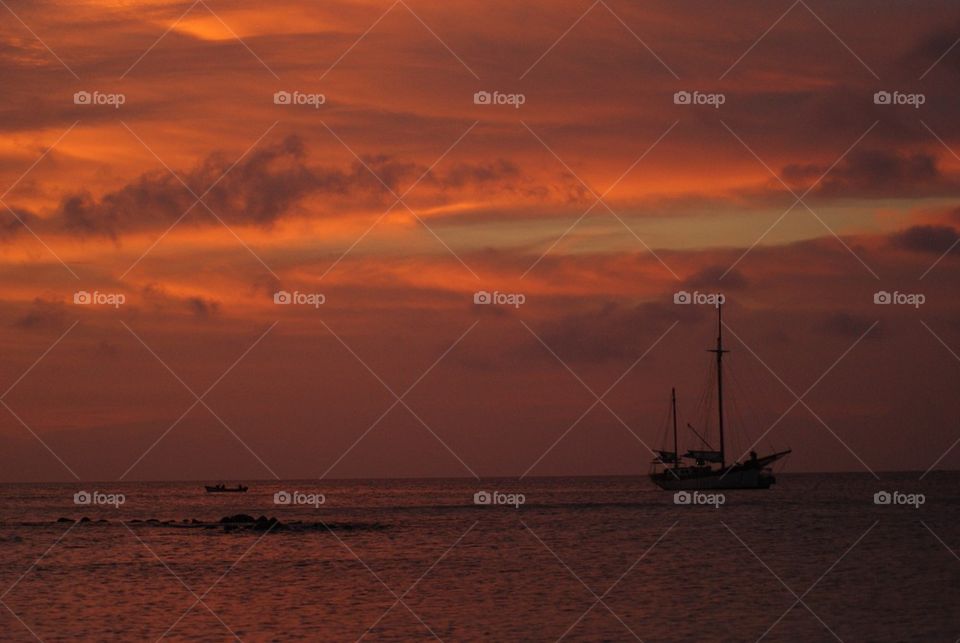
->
[0,473,957,641]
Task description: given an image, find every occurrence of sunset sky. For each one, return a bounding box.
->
[2,0,960,481]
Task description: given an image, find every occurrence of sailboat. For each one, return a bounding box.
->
[649,304,791,490]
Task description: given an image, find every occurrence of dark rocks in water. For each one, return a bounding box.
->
[211,515,388,533]
[254,516,281,531]
[219,514,285,531]
[43,515,387,533]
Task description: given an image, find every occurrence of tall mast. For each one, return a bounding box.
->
[671,387,678,471]
[707,304,729,468]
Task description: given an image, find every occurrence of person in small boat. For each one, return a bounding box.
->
[749,451,758,468]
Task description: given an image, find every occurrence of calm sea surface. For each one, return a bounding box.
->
[0,473,957,642]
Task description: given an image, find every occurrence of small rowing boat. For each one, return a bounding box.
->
[205,484,248,493]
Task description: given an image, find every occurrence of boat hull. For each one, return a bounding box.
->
[650,449,790,491]
[650,467,773,490]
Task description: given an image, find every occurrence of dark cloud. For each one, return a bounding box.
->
[355,155,420,193]
[13,298,69,331]
[535,302,693,363]
[430,160,521,190]
[0,207,43,240]
[185,296,220,317]
[60,135,335,236]
[890,224,960,254]
[139,284,220,317]
[906,19,960,78]
[37,136,528,239]
[685,266,748,290]
[818,312,878,340]
[783,150,955,199]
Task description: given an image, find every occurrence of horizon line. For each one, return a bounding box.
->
[2,468,956,485]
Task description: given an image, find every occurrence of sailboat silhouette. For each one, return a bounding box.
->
[650,305,791,490]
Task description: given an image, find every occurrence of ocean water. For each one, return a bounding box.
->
[0,473,958,642]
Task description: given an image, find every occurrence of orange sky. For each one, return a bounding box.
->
[1,0,960,481]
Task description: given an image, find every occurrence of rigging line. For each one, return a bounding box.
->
[701,355,716,436]
[729,354,781,454]
[725,354,754,453]
[690,374,712,450]
[654,394,673,455]
[694,358,710,422]
[727,366,752,456]
[686,422,714,450]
